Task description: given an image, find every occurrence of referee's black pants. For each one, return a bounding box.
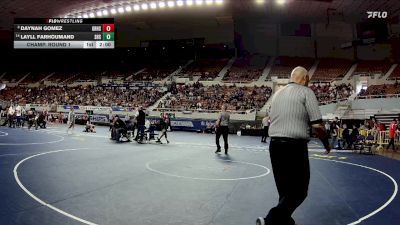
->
[266,137,310,225]
[216,126,229,152]
[387,138,395,150]
[261,126,269,142]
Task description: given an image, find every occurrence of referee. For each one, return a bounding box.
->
[257,67,330,225]
[215,104,230,155]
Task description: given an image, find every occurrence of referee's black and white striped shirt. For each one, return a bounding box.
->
[268,83,322,140]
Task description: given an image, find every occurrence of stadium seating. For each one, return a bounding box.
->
[67,72,104,83]
[103,71,135,80]
[353,60,392,77]
[312,58,353,81]
[309,82,354,105]
[129,60,185,81]
[359,83,400,96]
[0,85,166,108]
[158,82,272,111]
[388,65,400,80]
[1,71,28,83]
[45,72,77,83]
[180,58,229,81]
[19,72,51,84]
[223,54,268,82]
[269,56,314,79]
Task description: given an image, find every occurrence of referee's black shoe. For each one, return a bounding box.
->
[256,217,297,225]
[215,149,221,153]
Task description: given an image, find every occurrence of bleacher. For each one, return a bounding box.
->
[0,85,166,108]
[223,54,268,83]
[359,83,400,96]
[19,72,51,84]
[1,58,399,109]
[1,71,28,83]
[67,72,104,83]
[158,82,272,111]
[309,82,354,105]
[103,71,136,80]
[388,65,400,80]
[129,60,184,81]
[269,56,314,79]
[312,58,353,81]
[180,58,229,81]
[353,60,392,78]
[46,72,75,83]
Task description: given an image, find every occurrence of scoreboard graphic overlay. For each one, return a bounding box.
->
[14,18,115,49]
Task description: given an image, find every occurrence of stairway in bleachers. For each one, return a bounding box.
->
[257,57,275,82]
[38,72,55,84]
[163,60,193,82]
[62,73,80,84]
[125,68,146,81]
[148,92,171,111]
[382,64,398,80]
[308,60,320,79]
[335,102,352,119]
[16,72,31,85]
[374,113,400,128]
[343,63,358,81]
[214,57,236,81]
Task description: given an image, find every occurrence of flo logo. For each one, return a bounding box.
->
[367,11,388,18]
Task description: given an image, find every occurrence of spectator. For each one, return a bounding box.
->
[135,106,146,142]
[330,121,339,149]
[342,124,351,149]
[159,83,272,111]
[261,115,270,143]
[350,125,360,149]
[387,119,397,151]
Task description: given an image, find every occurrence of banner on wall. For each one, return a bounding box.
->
[49,113,109,123]
[111,106,125,112]
[90,115,109,123]
[147,117,216,132]
[63,105,80,110]
[82,106,112,111]
[170,119,216,131]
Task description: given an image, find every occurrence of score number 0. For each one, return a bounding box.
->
[103,24,115,32]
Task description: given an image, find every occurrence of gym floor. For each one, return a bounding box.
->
[0,125,399,225]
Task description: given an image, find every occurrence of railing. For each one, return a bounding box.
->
[377,131,400,146]
[337,128,399,146]
[355,94,400,100]
[153,107,254,115]
[319,98,349,105]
